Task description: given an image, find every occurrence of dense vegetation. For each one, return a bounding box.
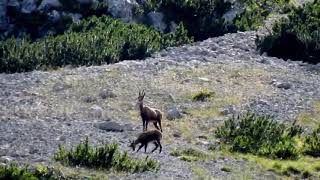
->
[140,0,294,40]
[54,137,160,173]
[303,125,320,157]
[0,164,60,180]
[257,0,320,64]
[216,113,320,160]
[234,0,292,31]
[0,15,191,73]
[3,0,109,40]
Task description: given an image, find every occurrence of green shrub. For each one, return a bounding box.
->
[0,164,60,180]
[192,89,215,102]
[303,125,320,157]
[234,0,292,31]
[215,113,302,159]
[0,15,192,73]
[257,0,320,64]
[144,0,232,40]
[54,137,160,173]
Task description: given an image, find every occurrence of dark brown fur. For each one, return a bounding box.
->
[129,130,162,153]
[138,90,163,132]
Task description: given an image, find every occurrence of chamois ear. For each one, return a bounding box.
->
[142,89,146,97]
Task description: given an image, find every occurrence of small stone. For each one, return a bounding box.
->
[99,89,117,99]
[260,58,273,65]
[52,82,71,92]
[81,95,97,103]
[219,105,236,115]
[29,147,39,154]
[166,107,183,120]
[173,131,182,138]
[276,82,292,90]
[0,156,13,163]
[89,105,103,118]
[198,77,210,82]
[94,121,127,132]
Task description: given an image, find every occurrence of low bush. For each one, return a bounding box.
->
[191,89,215,102]
[215,113,303,159]
[234,0,292,31]
[303,125,320,157]
[0,15,192,73]
[54,137,160,173]
[256,0,320,64]
[0,164,60,180]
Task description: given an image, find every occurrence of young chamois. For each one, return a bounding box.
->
[137,90,163,132]
[129,130,162,153]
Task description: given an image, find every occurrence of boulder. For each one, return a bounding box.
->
[47,10,61,22]
[99,89,117,99]
[94,121,133,132]
[105,0,138,22]
[8,0,20,7]
[0,0,9,31]
[38,0,62,11]
[21,0,37,14]
[76,0,95,4]
[146,12,167,32]
[89,105,103,118]
[167,107,183,120]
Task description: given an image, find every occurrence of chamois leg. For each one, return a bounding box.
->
[151,142,159,153]
[137,144,144,152]
[144,143,148,153]
[159,120,163,132]
[145,121,149,131]
[153,122,160,131]
[157,140,162,153]
[142,120,146,132]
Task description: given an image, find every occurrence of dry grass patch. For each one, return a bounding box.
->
[297,101,320,128]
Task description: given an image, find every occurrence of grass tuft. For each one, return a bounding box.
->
[54,137,159,173]
[192,89,215,102]
[215,113,303,159]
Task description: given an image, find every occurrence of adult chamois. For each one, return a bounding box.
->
[137,90,163,132]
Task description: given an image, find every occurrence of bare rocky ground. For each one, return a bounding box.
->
[0,28,320,179]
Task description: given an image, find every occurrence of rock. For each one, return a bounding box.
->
[146,12,167,32]
[105,0,138,22]
[8,0,20,7]
[260,58,273,65]
[0,0,9,31]
[76,0,95,4]
[167,107,183,120]
[38,0,62,11]
[198,77,210,82]
[89,105,103,118]
[65,13,82,23]
[99,89,117,99]
[169,21,178,32]
[219,105,236,115]
[47,10,60,22]
[173,131,182,138]
[0,144,10,156]
[273,82,292,90]
[94,121,128,132]
[29,147,39,154]
[81,95,97,103]
[21,0,37,13]
[52,82,71,92]
[0,156,13,163]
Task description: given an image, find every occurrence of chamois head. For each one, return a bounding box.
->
[138,90,145,102]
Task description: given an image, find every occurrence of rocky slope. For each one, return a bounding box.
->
[0,28,320,179]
